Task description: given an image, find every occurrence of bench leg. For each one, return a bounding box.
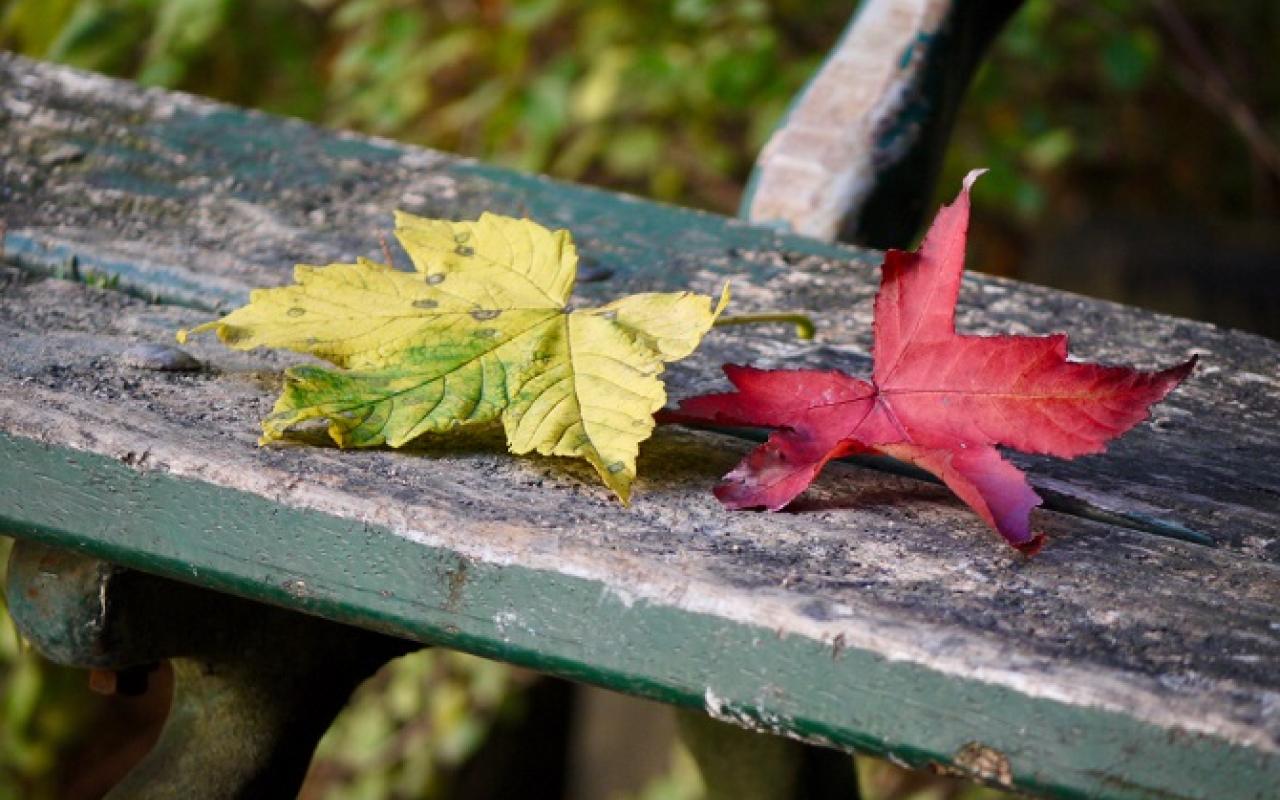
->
[4,539,415,799]
[676,708,861,799]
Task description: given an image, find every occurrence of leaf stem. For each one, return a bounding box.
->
[713,312,815,340]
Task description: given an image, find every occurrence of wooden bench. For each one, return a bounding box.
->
[2,21,1279,800]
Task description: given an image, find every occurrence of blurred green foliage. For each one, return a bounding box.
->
[302,651,513,799]
[940,0,1279,276]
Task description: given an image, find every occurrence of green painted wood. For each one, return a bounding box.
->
[1,433,1277,800]
[2,55,1280,800]
[3,53,1276,561]
[1,273,1279,800]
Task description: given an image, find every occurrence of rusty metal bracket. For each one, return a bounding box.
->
[5,539,416,799]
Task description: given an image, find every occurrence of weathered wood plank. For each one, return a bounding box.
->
[2,54,1280,798]
[2,54,1276,563]
[1,275,1279,799]
[742,0,1022,248]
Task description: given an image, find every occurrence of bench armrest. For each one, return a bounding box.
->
[743,0,1022,247]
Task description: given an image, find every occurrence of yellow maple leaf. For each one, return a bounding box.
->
[180,212,729,502]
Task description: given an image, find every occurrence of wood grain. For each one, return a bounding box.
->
[2,53,1275,562]
[742,0,1023,247]
[2,55,1280,798]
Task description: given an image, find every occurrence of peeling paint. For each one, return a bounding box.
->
[4,52,1280,800]
[949,741,1013,787]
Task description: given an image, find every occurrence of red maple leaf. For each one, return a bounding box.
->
[664,171,1195,553]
